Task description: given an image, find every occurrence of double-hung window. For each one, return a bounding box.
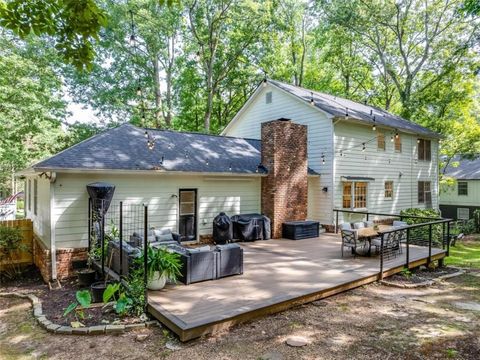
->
[342,181,368,209]
[418,139,431,161]
[418,181,432,207]
[458,181,468,196]
[384,181,393,199]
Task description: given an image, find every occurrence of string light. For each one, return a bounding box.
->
[229,163,232,171]
[136,86,142,97]
[310,92,315,106]
[362,143,366,152]
[129,10,136,47]
[417,138,421,144]
[345,107,349,118]
[262,72,268,87]
[395,130,399,139]
[321,153,326,165]
[372,115,376,131]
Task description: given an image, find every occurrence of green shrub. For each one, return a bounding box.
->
[0,226,26,279]
[399,208,443,247]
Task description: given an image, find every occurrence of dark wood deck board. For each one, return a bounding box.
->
[147,233,446,340]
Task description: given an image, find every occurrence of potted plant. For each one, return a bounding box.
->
[144,245,182,290]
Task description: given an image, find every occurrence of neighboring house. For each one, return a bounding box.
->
[223,80,441,224]
[440,155,480,220]
[18,79,440,281]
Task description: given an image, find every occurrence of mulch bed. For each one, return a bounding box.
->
[1,267,141,327]
[386,266,460,286]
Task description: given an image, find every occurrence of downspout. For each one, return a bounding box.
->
[332,118,342,226]
[49,173,57,280]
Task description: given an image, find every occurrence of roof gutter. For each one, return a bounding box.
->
[28,167,269,177]
[332,116,443,139]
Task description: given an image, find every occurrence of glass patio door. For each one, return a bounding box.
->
[179,189,197,242]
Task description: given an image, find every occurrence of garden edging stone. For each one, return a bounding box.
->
[0,292,160,335]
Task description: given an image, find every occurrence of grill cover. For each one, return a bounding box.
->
[213,212,233,244]
[231,213,270,241]
[86,182,116,216]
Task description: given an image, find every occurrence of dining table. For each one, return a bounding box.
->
[357,225,393,256]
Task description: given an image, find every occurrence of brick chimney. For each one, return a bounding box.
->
[261,118,308,238]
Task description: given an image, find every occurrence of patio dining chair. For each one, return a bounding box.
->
[340,223,361,257]
[371,230,403,257]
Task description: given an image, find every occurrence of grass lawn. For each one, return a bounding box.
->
[445,234,480,269]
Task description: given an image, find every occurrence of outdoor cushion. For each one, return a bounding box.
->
[216,243,241,251]
[156,233,174,242]
[186,246,211,254]
[365,221,374,227]
[353,222,365,229]
[340,223,352,230]
[393,221,408,227]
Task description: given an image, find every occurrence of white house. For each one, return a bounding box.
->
[440,155,480,220]
[19,79,440,281]
[223,80,441,224]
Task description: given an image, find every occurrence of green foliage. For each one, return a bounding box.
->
[0,0,107,70]
[63,289,92,319]
[474,209,480,233]
[123,267,146,316]
[399,208,443,246]
[142,245,182,282]
[0,226,26,279]
[400,267,412,279]
[102,282,120,304]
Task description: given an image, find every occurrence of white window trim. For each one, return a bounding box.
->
[384,181,394,200]
[342,181,368,210]
[457,207,469,220]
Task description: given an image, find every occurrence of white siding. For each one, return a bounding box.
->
[440,180,480,206]
[53,173,261,248]
[25,175,51,247]
[333,121,439,224]
[224,85,334,224]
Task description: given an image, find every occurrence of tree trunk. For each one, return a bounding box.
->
[204,60,214,132]
[153,58,164,128]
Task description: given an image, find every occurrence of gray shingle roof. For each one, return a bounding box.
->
[443,155,480,180]
[269,80,441,138]
[33,123,319,175]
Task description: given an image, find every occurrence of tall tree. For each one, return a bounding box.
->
[0,0,107,70]
[186,0,269,132]
[0,34,67,194]
[321,0,480,118]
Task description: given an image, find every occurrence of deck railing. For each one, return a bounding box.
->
[377,218,452,279]
[333,209,453,279]
[333,208,442,233]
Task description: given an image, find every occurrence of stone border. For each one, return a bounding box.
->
[0,292,159,335]
[380,268,466,289]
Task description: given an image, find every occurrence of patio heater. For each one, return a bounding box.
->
[87,182,116,276]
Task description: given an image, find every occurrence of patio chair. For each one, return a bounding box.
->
[365,220,374,227]
[371,230,403,257]
[215,243,243,278]
[340,223,361,257]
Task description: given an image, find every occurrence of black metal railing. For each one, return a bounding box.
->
[333,208,443,233]
[377,218,453,279]
[87,200,149,308]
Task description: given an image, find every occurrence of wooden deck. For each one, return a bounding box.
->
[147,233,446,341]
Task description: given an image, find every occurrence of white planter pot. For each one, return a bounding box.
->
[147,272,167,290]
